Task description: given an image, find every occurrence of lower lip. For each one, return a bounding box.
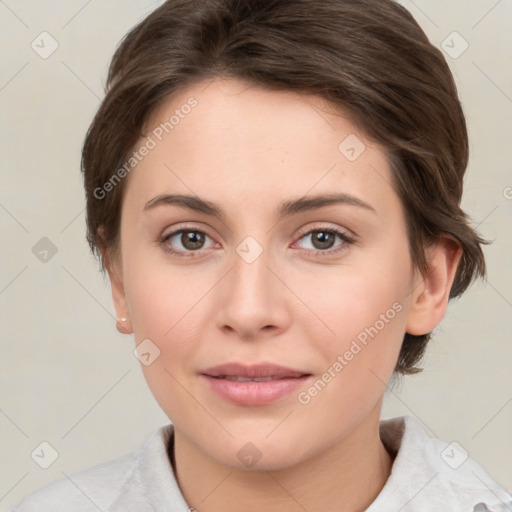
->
[201,375,312,406]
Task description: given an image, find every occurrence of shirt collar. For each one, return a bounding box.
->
[367,415,512,511]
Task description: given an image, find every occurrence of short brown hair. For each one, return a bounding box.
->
[81,0,488,375]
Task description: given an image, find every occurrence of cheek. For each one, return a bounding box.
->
[302,276,406,380]
[126,269,207,388]
[290,244,412,389]
[122,251,216,403]
[290,277,407,437]
[292,249,410,339]
[123,247,212,339]
[125,276,170,342]
[125,268,204,421]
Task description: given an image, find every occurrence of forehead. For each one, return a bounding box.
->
[123,78,399,219]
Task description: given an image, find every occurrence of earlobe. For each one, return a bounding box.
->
[405,238,462,336]
[116,316,133,335]
[101,245,133,335]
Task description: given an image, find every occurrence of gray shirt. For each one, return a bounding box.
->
[10,415,512,511]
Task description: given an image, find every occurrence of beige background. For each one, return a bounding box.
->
[1,0,511,509]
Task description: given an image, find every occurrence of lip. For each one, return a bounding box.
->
[202,362,309,379]
[200,362,312,406]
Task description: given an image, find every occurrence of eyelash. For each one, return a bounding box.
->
[159,225,355,259]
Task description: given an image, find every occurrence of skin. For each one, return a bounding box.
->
[103,78,461,512]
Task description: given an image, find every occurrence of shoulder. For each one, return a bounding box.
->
[373,415,512,512]
[9,425,174,512]
[9,450,138,512]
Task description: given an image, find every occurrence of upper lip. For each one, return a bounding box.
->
[202,362,310,379]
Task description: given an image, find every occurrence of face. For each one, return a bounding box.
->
[111,78,422,470]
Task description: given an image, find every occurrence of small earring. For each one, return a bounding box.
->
[119,317,127,323]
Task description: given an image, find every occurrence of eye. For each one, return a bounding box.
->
[159,225,355,259]
[160,227,216,258]
[294,227,355,256]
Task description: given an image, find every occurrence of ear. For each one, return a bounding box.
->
[405,237,462,336]
[101,244,133,335]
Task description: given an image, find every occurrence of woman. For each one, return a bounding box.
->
[11,0,512,510]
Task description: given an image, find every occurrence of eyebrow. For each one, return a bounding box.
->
[143,192,377,219]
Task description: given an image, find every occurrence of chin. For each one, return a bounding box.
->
[203,434,311,472]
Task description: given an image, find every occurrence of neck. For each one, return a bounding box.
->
[171,406,394,512]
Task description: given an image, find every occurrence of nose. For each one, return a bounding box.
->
[214,239,291,340]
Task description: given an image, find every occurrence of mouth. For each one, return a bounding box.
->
[200,362,313,406]
[201,362,310,379]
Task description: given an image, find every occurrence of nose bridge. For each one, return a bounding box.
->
[215,232,289,336]
[231,234,274,302]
